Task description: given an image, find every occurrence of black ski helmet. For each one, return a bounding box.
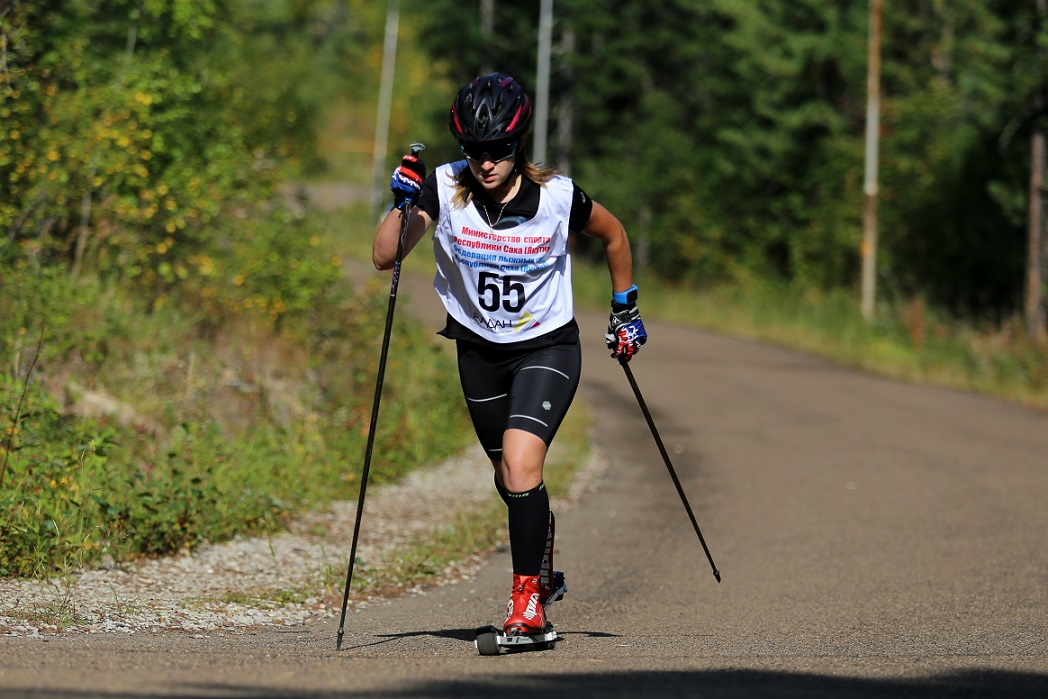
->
[449,73,532,143]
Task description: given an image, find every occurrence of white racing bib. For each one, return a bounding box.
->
[433,161,574,343]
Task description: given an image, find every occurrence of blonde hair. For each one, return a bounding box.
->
[451,156,560,209]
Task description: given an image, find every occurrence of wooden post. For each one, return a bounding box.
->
[1027,129,1045,344]
[533,0,553,165]
[861,0,882,320]
[369,0,399,223]
[480,0,494,75]
[1025,0,1047,344]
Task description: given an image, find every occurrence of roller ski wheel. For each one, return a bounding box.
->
[474,623,558,656]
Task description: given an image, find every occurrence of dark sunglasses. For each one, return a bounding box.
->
[459,139,520,163]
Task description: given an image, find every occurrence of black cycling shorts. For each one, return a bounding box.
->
[456,339,582,461]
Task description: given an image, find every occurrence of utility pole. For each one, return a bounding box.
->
[556,27,575,175]
[480,0,494,75]
[369,0,399,223]
[1025,0,1047,345]
[1027,123,1045,344]
[861,0,882,320]
[533,0,553,165]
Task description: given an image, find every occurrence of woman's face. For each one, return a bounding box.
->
[467,153,517,192]
[460,138,520,195]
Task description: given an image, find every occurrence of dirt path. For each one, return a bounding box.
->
[2,272,1047,698]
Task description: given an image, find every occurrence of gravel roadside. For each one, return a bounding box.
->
[0,440,607,639]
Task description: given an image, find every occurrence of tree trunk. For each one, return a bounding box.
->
[1026,0,1047,345]
[861,0,882,320]
[1026,126,1045,344]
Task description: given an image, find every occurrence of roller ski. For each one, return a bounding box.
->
[474,570,566,655]
[475,514,566,656]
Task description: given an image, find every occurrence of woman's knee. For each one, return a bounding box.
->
[498,430,546,491]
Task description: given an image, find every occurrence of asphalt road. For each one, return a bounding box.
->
[2,270,1047,698]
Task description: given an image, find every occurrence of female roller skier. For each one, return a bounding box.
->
[373,73,647,637]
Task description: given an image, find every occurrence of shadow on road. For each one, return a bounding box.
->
[338,627,623,654]
[370,668,1046,698]
[5,667,1046,698]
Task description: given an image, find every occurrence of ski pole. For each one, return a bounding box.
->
[336,143,425,651]
[619,357,721,582]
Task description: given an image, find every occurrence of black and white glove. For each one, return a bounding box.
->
[604,284,647,362]
[390,153,426,210]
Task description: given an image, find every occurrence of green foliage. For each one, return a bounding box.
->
[0,210,472,576]
[566,0,869,287]
[413,0,1047,322]
[0,0,369,300]
[3,1,240,280]
[4,0,1045,579]
[0,255,471,574]
[9,0,1040,317]
[0,371,114,576]
[875,0,1036,315]
[0,1,481,578]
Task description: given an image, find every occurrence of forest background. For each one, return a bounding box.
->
[1,1,1046,579]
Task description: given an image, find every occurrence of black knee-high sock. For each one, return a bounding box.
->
[506,482,550,576]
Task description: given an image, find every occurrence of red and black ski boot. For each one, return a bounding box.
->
[504,573,546,635]
[475,570,558,655]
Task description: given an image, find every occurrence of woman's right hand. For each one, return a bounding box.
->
[390,153,426,210]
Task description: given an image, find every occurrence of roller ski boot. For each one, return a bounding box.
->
[475,514,566,655]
